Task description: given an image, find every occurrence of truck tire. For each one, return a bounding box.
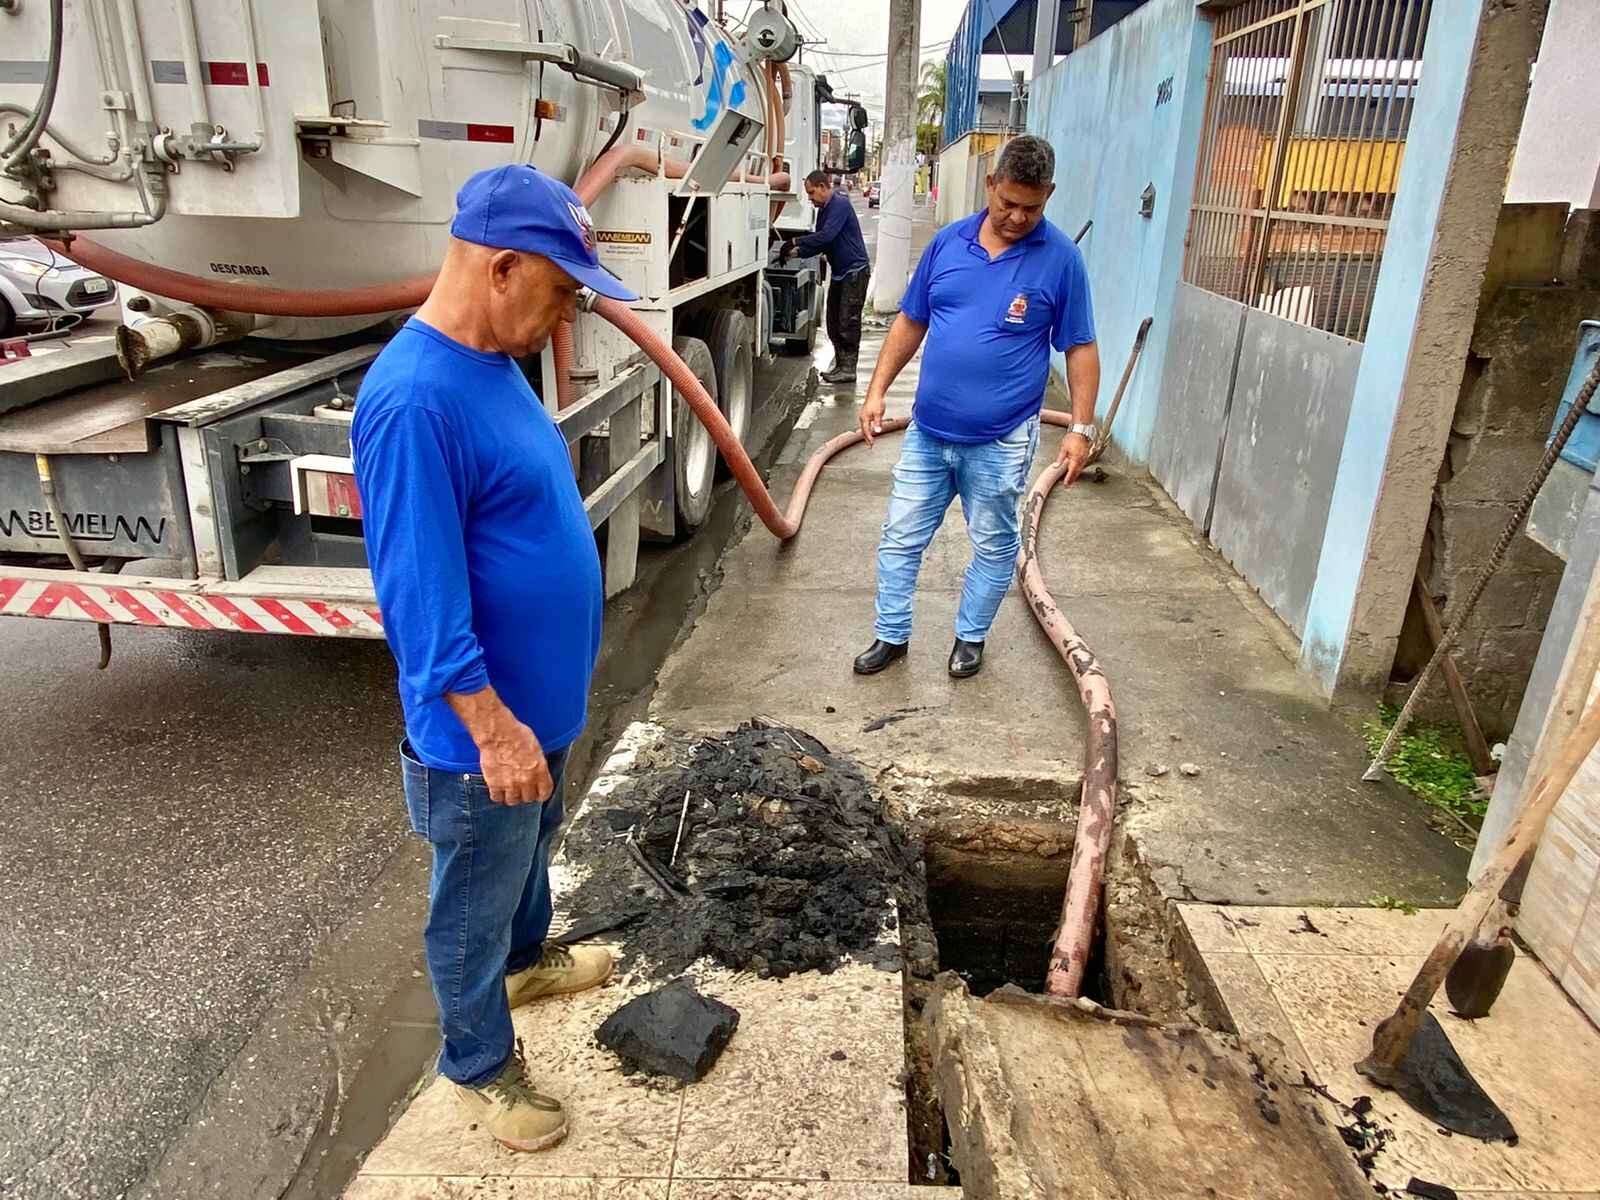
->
[671,334,718,537]
[695,309,753,477]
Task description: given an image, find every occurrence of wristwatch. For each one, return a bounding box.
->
[1066,422,1098,442]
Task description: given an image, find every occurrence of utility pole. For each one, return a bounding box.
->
[1008,69,1025,130]
[1032,0,1058,82]
[872,0,921,314]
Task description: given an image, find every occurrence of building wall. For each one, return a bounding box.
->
[1299,1,1548,699]
[1025,0,1213,461]
[1506,0,1600,209]
[1476,450,1600,1027]
[1397,208,1600,739]
[934,129,1006,228]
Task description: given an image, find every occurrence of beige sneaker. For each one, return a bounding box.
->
[506,944,615,1009]
[454,1043,569,1152]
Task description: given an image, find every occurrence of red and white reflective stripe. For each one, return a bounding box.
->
[0,577,384,638]
[150,60,270,86]
[417,119,516,144]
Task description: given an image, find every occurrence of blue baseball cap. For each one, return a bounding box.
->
[450,164,638,302]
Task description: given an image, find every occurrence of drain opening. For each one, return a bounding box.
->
[902,821,1117,1187]
[923,839,1108,1000]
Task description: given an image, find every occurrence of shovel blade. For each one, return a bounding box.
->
[1356,1012,1516,1142]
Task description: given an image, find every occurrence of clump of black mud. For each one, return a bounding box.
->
[563,720,924,980]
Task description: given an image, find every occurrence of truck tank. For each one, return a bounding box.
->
[0,0,795,333]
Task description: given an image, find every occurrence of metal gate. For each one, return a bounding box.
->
[1151,0,1433,636]
[1182,0,1429,342]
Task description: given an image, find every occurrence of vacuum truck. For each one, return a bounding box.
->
[0,0,867,647]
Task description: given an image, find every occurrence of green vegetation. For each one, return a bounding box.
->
[1361,703,1485,820]
[916,60,947,127]
[1369,894,1420,916]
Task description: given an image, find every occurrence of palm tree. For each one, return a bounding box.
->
[916,59,947,130]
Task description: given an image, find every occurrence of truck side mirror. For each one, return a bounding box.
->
[846,130,866,173]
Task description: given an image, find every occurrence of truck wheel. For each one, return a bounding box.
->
[671,334,718,537]
[696,309,753,477]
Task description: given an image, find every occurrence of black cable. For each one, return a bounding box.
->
[2,0,64,169]
[595,102,632,164]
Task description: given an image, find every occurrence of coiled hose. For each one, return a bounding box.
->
[594,296,1118,996]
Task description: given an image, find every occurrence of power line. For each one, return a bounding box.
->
[806,40,951,59]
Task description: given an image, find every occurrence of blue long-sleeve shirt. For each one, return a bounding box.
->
[351,319,603,771]
[792,189,870,277]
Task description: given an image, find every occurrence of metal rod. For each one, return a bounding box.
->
[114,0,156,126]
[670,788,692,866]
[236,0,267,147]
[173,0,213,134]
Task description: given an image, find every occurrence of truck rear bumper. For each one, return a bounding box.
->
[0,564,384,638]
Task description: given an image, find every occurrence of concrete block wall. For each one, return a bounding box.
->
[1410,211,1600,739]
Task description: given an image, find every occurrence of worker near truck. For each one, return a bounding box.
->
[352,164,638,1154]
[852,136,1101,680]
[781,169,871,385]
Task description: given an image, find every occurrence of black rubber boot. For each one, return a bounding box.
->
[853,639,908,675]
[948,639,984,679]
[820,355,857,385]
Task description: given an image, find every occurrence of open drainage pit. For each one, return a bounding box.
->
[898,803,1195,1186]
[557,730,1197,1189]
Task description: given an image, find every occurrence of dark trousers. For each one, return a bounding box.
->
[825,267,869,364]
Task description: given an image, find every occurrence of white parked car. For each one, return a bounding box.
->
[0,237,118,337]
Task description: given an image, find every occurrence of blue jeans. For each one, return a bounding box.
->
[401,741,569,1087]
[874,415,1040,645]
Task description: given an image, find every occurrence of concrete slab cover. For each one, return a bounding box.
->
[1148,282,1247,525]
[1210,310,1363,636]
[925,976,1374,1200]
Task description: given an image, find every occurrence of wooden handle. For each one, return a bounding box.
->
[1367,697,1600,1070]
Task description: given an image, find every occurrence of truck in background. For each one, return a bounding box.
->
[0,0,866,646]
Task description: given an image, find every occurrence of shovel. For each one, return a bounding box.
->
[1355,696,1600,1139]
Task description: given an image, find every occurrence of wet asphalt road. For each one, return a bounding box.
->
[0,624,407,1200]
[0,351,815,1200]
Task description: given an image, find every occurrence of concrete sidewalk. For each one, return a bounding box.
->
[654,321,1468,908]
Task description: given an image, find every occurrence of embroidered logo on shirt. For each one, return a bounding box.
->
[1006,293,1029,324]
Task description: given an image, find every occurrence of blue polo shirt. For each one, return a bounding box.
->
[904,212,1095,444]
[352,319,603,771]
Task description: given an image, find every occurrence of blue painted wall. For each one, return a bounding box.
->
[1026,0,1212,461]
[1298,4,1487,694]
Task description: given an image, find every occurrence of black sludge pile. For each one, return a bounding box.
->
[567,720,920,979]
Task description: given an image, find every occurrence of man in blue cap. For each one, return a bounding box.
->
[353,164,638,1153]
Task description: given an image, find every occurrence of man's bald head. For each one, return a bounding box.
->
[427,238,582,358]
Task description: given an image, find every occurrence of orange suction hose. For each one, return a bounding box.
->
[1021,459,1120,997]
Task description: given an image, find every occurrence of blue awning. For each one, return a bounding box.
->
[973,0,1073,56]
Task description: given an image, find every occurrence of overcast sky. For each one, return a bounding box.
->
[726,0,987,130]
